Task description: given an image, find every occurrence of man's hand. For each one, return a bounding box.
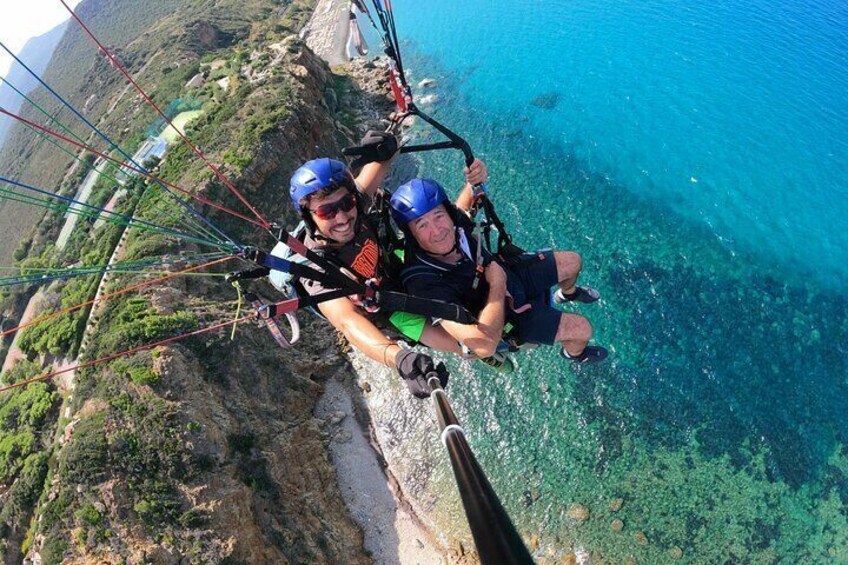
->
[484,260,507,290]
[395,349,449,399]
[464,158,488,186]
[346,130,399,170]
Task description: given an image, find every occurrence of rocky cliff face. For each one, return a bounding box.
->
[12,37,405,565]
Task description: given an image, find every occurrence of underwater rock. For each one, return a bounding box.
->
[611,518,624,532]
[524,488,541,507]
[609,497,624,512]
[669,546,684,559]
[567,503,590,522]
[529,533,539,551]
[561,554,577,565]
[634,531,648,545]
[418,94,439,105]
[531,91,560,110]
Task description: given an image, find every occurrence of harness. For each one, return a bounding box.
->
[233,0,522,353]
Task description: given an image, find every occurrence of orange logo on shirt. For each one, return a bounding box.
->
[350,238,379,279]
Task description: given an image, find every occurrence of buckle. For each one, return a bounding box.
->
[361,278,381,313]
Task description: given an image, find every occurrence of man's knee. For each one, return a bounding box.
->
[555,313,592,344]
[554,251,582,280]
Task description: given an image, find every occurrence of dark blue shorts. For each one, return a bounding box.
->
[505,250,562,345]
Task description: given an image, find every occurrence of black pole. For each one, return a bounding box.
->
[427,375,535,565]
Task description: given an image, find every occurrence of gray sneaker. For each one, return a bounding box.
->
[478,352,516,373]
[553,286,600,305]
[560,345,609,363]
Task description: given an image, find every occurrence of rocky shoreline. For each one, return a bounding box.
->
[301,2,476,562]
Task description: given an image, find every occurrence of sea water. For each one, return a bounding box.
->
[367,0,848,561]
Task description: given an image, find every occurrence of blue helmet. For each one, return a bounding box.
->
[390,178,449,227]
[290,158,355,212]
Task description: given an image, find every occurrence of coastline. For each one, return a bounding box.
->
[304,1,461,563]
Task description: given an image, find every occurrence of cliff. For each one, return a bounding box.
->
[0,0,449,562]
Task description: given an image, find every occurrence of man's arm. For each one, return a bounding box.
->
[454,158,488,213]
[438,262,506,358]
[352,131,400,198]
[318,295,451,399]
[355,159,396,199]
[318,295,403,367]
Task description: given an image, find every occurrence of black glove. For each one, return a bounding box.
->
[395,349,449,399]
[344,130,399,170]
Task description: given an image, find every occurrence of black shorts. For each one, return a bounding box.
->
[506,250,562,345]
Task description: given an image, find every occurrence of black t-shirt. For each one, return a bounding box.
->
[300,218,381,297]
[298,189,401,300]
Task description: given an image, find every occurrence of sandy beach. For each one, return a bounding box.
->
[301,0,353,66]
[316,376,445,564]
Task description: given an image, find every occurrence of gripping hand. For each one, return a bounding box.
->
[344,130,399,170]
[395,350,449,399]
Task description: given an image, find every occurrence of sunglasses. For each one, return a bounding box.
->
[308,191,357,220]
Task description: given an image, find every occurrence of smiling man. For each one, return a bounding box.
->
[287,132,489,397]
[390,177,608,363]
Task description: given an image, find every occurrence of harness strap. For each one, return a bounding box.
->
[246,291,301,348]
[248,248,362,293]
[471,219,485,290]
[378,291,477,325]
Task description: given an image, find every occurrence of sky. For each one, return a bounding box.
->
[0,0,83,79]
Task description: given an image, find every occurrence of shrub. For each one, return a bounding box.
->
[0,452,49,527]
[59,414,108,485]
[74,504,102,527]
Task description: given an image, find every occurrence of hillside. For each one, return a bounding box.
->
[0,0,407,562]
[0,0,317,266]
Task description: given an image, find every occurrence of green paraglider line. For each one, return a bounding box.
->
[1,253,229,288]
[0,41,242,250]
[0,76,124,178]
[0,84,228,244]
[57,3,272,231]
[0,176,236,251]
[0,104,267,235]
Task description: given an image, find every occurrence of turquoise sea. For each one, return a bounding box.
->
[367,0,848,562]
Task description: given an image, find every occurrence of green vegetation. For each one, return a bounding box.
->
[149,65,203,111]
[227,431,278,498]
[0,362,59,481]
[110,355,161,387]
[58,412,107,486]
[58,154,98,196]
[17,279,94,358]
[0,452,49,525]
[89,296,198,359]
[280,0,316,31]
[0,361,59,553]
[0,0,345,559]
